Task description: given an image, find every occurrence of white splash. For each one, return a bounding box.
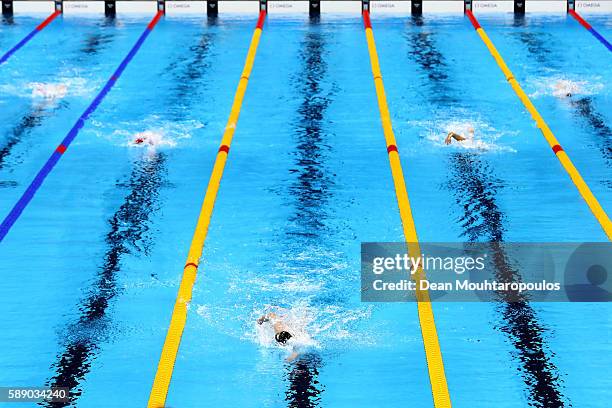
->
[246,301,374,350]
[0,73,96,101]
[235,276,323,294]
[552,79,582,98]
[421,119,517,153]
[95,116,203,150]
[30,82,68,101]
[129,130,177,149]
[252,304,319,351]
[529,76,603,99]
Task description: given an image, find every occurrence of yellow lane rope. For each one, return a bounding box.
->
[362,10,452,408]
[147,11,267,408]
[466,10,612,241]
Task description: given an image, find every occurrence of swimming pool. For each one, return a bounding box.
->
[0,7,610,408]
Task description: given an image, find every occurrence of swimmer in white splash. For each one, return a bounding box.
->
[131,130,172,148]
[132,131,156,147]
[445,127,474,145]
[257,311,300,362]
[552,79,581,98]
[31,83,68,101]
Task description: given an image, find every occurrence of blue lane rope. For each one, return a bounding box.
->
[588,28,612,52]
[569,10,612,53]
[0,11,61,65]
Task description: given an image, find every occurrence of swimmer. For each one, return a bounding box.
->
[132,131,161,147]
[257,312,299,362]
[31,83,68,100]
[553,79,580,99]
[445,127,474,145]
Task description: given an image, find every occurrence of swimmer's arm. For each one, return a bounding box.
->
[257,312,278,325]
[445,132,466,145]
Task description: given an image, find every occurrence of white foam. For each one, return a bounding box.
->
[129,130,177,149]
[235,276,323,293]
[251,304,320,351]
[29,82,68,101]
[551,79,583,98]
[95,116,203,150]
[60,75,100,98]
[0,66,99,101]
[193,299,375,360]
[250,302,374,350]
[418,118,517,153]
[529,76,604,99]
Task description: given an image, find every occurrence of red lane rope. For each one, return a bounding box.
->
[568,10,592,30]
[387,144,398,154]
[36,10,61,31]
[256,10,266,29]
[552,144,564,154]
[147,11,164,30]
[362,10,372,29]
[465,10,481,30]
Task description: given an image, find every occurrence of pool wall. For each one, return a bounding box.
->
[4,0,612,17]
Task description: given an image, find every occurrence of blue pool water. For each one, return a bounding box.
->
[0,11,610,407]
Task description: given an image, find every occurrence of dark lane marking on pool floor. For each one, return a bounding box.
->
[285,353,323,407]
[287,29,334,240]
[42,154,167,408]
[166,29,215,112]
[41,27,216,407]
[406,17,460,106]
[406,21,567,406]
[0,10,61,65]
[510,16,554,65]
[78,20,117,57]
[0,11,163,243]
[282,25,335,406]
[448,155,568,407]
[570,98,612,166]
[0,104,59,170]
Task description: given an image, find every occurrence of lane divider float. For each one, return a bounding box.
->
[0,11,164,243]
[147,10,267,408]
[568,9,612,52]
[466,10,612,241]
[362,10,452,408]
[0,10,62,65]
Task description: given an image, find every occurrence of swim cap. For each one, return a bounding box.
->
[275,331,292,344]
